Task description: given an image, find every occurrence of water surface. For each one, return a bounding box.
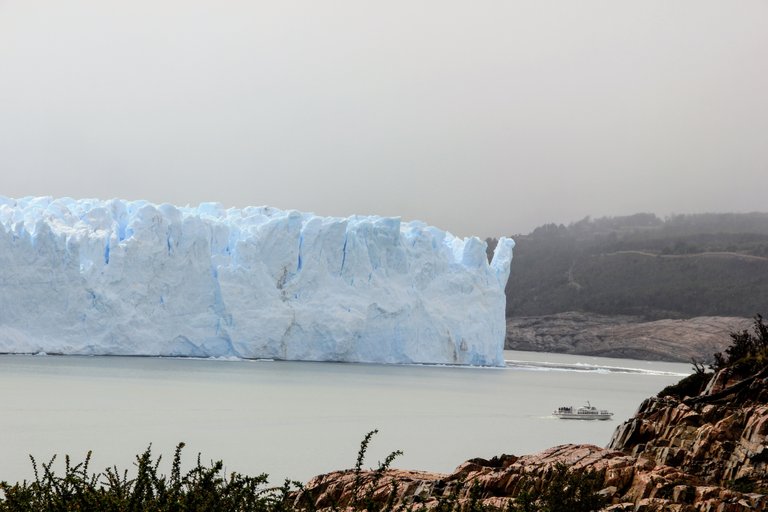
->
[0,351,689,484]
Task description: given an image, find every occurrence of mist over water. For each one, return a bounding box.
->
[0,351,689,484]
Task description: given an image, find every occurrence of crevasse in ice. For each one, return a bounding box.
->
[0,196,514,366]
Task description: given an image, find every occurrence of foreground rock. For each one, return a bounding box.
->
[609,367,768,494]
[505,312,752,362]
[292,443,766,511]
[294,364,768,510]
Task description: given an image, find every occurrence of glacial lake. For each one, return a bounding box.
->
[0,351,690,485]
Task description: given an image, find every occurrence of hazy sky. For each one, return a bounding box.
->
[1,1,766,238]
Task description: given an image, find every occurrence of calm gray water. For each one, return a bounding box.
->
[0,351,689,484]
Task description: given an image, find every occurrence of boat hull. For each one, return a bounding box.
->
[553,412,612,420]
[553,403,613,420]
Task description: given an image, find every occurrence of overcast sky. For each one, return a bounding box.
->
[1,1,766,238]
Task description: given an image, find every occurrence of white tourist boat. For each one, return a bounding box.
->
[553,402,613,420]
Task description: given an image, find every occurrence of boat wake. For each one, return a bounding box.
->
[505,359,689,377]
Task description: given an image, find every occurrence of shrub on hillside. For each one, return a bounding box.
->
[658,370,711,400]
[509,463,607,512]
[712,314,768,378]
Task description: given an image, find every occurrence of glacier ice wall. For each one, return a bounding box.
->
[0,196,514,366]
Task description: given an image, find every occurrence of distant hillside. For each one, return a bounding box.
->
[489,212,768,320]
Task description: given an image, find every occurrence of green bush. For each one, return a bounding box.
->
[508,463,607,512]
[657,371,712,399]
[712,314,768,378]
[0,443,288,512]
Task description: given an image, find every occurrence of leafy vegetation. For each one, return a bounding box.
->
[349,429,404,512]
[711,314,768,377]
[0,443,289,512]
[728,476,758,494]
[657,364,711,400]
[508,463,607,512]
[488,212,768,319]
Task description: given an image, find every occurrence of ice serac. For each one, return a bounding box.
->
[0,197,514,366]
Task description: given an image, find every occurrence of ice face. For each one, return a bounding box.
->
[0,196,514,366]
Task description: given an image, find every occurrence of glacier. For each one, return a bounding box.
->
[0,196,514,366]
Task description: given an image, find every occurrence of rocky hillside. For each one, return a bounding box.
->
[293,318,768,511]
[505,313,752,362]
[293,443,766,511]
[608,365,768,493]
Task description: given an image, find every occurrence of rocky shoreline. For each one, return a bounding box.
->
[293,337,768,511]
[293,443,766,511]
[505,312,753,362]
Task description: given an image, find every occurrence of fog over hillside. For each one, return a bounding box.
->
[489,212,768,319]
[488,211,768,361]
